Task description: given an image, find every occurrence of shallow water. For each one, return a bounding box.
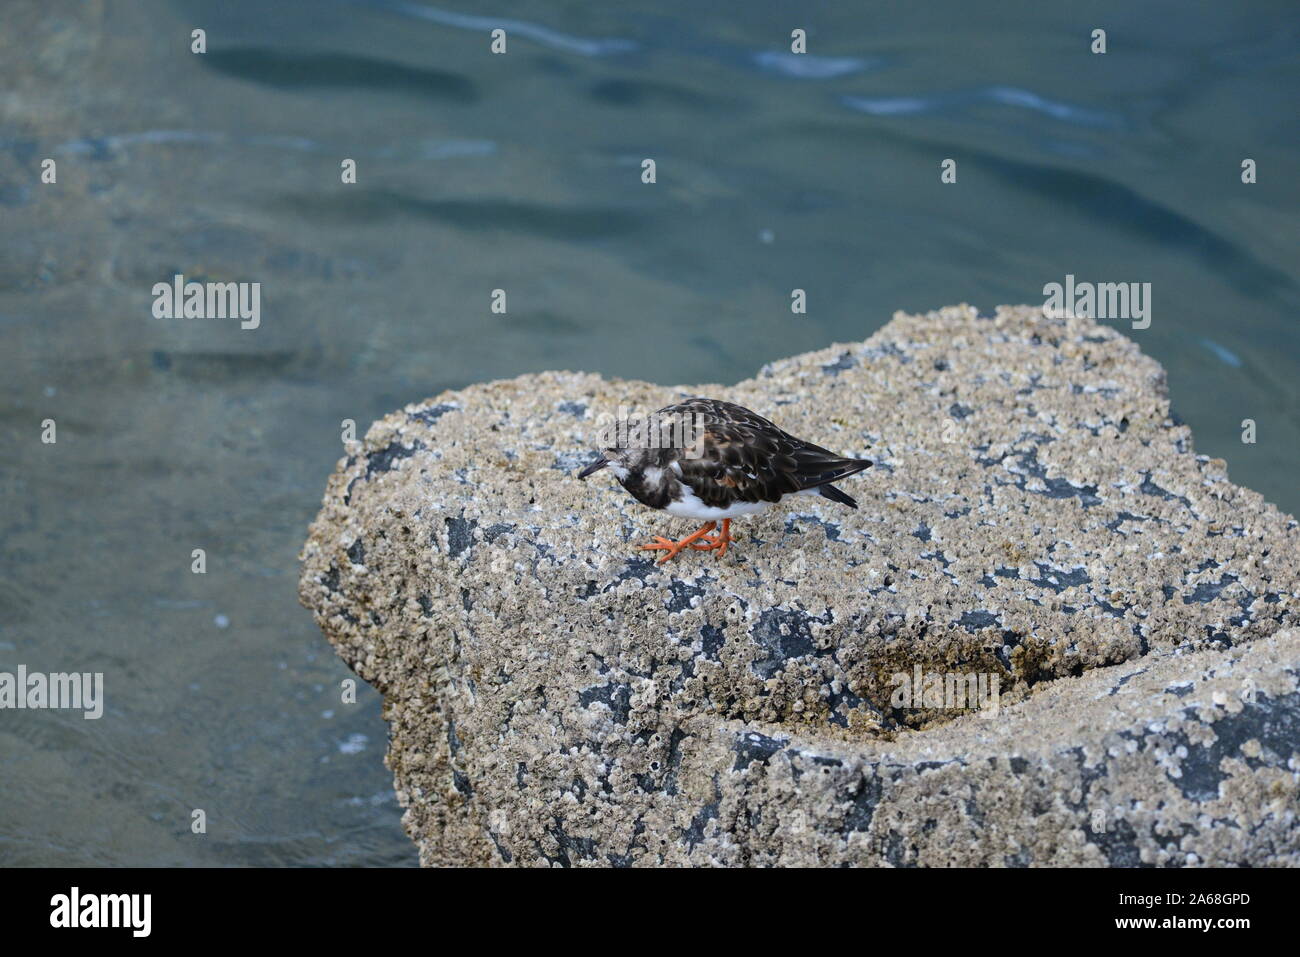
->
[1,1,1296,865]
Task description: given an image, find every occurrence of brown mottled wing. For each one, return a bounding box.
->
[661,398,870,509]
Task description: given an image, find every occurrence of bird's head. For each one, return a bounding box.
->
[577,445,636,481]
[578,408,689,480]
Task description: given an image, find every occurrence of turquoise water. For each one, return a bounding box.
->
[0,1,1296,865]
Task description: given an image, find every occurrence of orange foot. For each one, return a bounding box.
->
[689,518,734,558]
[639,521,717,564]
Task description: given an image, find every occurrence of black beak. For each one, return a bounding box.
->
[577,456,608,479]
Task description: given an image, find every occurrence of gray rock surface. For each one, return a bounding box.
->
[299,304,1300,865]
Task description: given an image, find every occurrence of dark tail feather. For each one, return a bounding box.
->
[797,455,873,489]
[819,483,858,509]
[805,456,871,508]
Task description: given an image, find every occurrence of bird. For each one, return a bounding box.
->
[577,397,872,563]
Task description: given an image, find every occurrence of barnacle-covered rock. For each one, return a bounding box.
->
[299,304,1300,866]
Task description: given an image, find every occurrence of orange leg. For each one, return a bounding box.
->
[639,522,716,564]
[690,518,734,557]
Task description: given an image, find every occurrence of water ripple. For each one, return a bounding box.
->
[50,130,495,161]
[751,50,871,79]
[844,85,1120,128]
[359,0,639,56]
[1200,338,1243,368]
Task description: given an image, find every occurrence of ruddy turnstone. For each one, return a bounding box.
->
[577,397,872,563]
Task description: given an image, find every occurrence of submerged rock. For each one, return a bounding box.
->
[299,304,1300,866]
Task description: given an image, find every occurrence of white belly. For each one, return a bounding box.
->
[663,483,774,520]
